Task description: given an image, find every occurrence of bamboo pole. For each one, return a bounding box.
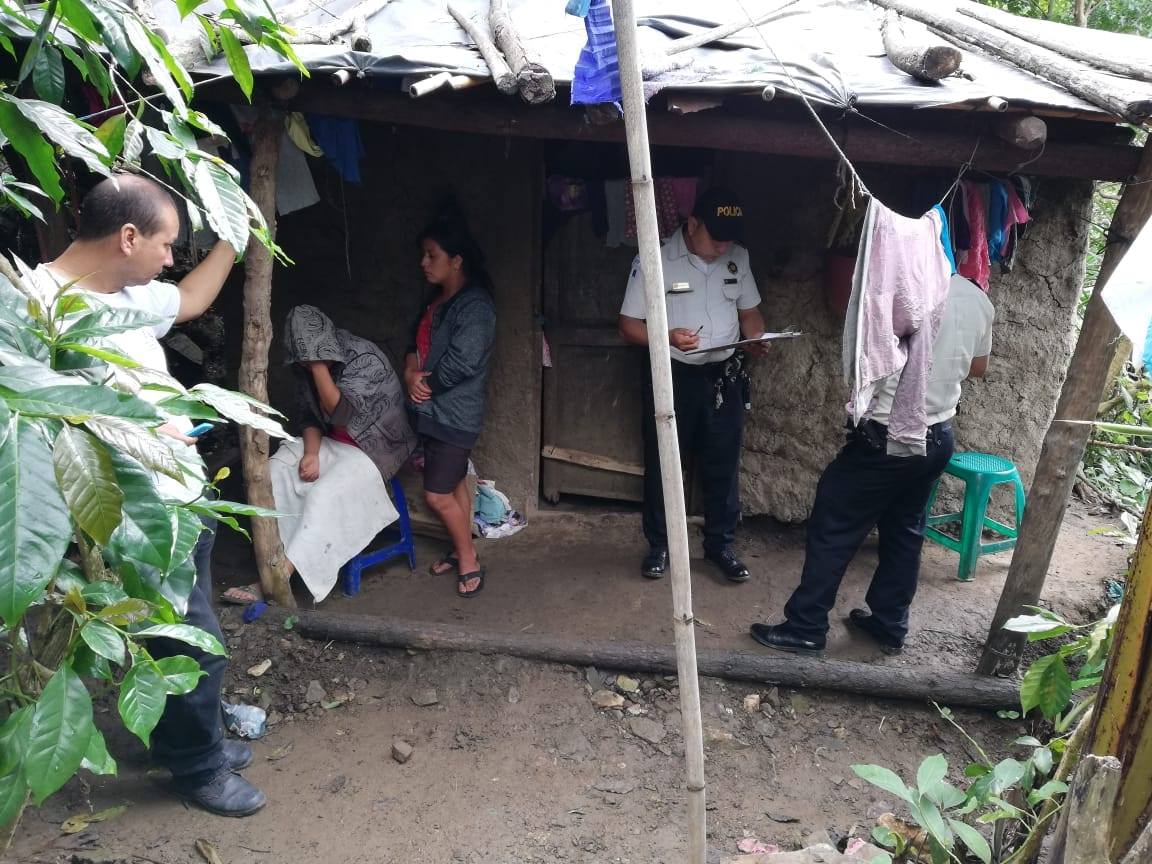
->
[238,109,296,609]
[976,139,1152,677]
[609,2,706,861]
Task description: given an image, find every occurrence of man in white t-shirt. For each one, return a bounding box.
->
[750,274,994,656]
[46,174,265,817]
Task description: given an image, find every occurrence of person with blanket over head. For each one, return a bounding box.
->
[268,305,417,602]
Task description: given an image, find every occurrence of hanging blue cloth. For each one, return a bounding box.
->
[986,180,1008,263]
[305,114,365,184]
[571,0,621,106]
[932,203,957,275]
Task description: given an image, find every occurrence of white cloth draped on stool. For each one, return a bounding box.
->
[270,437,398,601]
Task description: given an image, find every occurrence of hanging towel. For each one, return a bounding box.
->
[306,115,365,183]
[957,180,991,291]
[987,180,1008,263]
[932,203,957,275]
[276,132,321,216]
[286,112,324,157]
[843,199,952,456]
[571,0,621,106]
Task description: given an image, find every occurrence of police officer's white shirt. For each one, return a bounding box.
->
[620,226,762,365]
[869,274,995,427]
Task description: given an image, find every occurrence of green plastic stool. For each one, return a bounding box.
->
[925,452,1026,582]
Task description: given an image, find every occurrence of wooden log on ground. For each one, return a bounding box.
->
[489,0,555,104]
[259,85,1144,181]
[294,612,1022,709]
[977,138,1152,676]
[958,2,1152,84]
[880,10,962,83]
[995,115,1047,150]
[239,109,295,609]
[448,2,517,96]
[1059,754,1121,864]
[866,0,1152,124]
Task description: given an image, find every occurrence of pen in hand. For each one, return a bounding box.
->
[692,325,704,337]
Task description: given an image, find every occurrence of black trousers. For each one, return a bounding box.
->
[149,518,228,779]
[643,361,744,555]
[782,420,955,642]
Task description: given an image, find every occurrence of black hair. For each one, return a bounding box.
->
[76,174,177,240]
[418,200,492,291]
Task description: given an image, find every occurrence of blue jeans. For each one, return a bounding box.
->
[782,420,955,642]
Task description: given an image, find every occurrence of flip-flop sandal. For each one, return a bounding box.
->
[428,555,459,576]
[220,584,262,605]
[456,568,485,598]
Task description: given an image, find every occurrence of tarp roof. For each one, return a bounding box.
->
[156,0,1151,120]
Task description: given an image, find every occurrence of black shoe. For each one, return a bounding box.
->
[749,622,825,655]
[846,609,904,656]
[705,549,750,583]
[172,769,267,817]
[223,739,253,771]
[642,547,668,579]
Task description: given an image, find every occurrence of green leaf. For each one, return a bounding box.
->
[0,706,32,775]
[990,758,1026,795]
[0,95,63,202]
[123,15,188,113]
[1021,654,1074,719]
[108,453,174,571]
[191,159,252,252]
[71,644,112,681]
[123,119,144,164]
[53,424,123,545]
[1,382,161,423]
[132,623,226,656]
[1013,736,1043,747]
[97,597,153,626]
[0,417,72,626]
[964,762,991,778]
[84,415,183,482]
[80,727,117,775]
[910,793,953,849]
[851,764,913,803]
[16,0,55,87]
[155,655,205,694]
[0,95,110,177]
[26,665,94,804]
[217,25,253,100]
[80,580,128,606]
[118,661,167,746]
[0,768,28,832]
[94,113,127,161]
[1027,779,1068,806]
[58,0,101,42]
[169,506,203,576]
[177,0,210,16]
[82,49,112,103]
[85,0,139,76]
[32,46,65,104]
[189,382,287,438]
[1002,613,1071,636]
[80,619,126,665]
[156,395,221,420]
[949,819,991,864]
[189,498,283,519]
[59,301,163,343]
[1032,746,1054,777]
[917,754,948,795]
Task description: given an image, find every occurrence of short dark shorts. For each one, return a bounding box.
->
[422,436,471,494]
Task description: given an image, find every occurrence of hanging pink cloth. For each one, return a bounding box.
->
[624,178,682,240]
[957,180,991,291]
[1001,181,1031,257]
[843,199,952,455]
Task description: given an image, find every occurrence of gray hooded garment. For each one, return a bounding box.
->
[283,305,416,481]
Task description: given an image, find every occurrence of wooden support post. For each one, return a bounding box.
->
[611,1,706,860]
[1057,754,1122,864]
[977,139,1152,677]
[880,10,963,82]
[489,0,555,104]
[448,2,517,96]
[239,109,295,609]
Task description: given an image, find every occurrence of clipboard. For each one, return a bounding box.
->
[683,331,804,355]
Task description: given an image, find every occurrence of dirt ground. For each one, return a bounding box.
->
[9,498,1131,864]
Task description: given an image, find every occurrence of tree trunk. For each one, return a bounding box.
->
[977,139,1152,676]
[866,0,1152,123]
[880,10,962,82]
[488,0,555,104]
[238,109,295,609]
[1058,755,1122,864]
[293,611,1022,709]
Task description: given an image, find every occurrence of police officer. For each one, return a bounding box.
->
[618,187,767,583]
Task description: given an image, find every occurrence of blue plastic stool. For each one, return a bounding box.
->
[924,452,1026,582]
[342,476,416,596]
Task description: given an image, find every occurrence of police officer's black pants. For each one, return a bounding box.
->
[642,361,744,556]
[149,518,228,779]
[782,421,954,643]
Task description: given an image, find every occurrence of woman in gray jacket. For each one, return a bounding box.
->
[405,215,497,597]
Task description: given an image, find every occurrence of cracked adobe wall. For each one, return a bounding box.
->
[721,153,1090,522]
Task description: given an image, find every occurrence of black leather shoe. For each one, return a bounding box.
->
[642,547,668,579]
[749,622,825,655]
[172,769,267,817]
[223,739,253,771]
[705,549,750,583]
[847,609,904,656]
